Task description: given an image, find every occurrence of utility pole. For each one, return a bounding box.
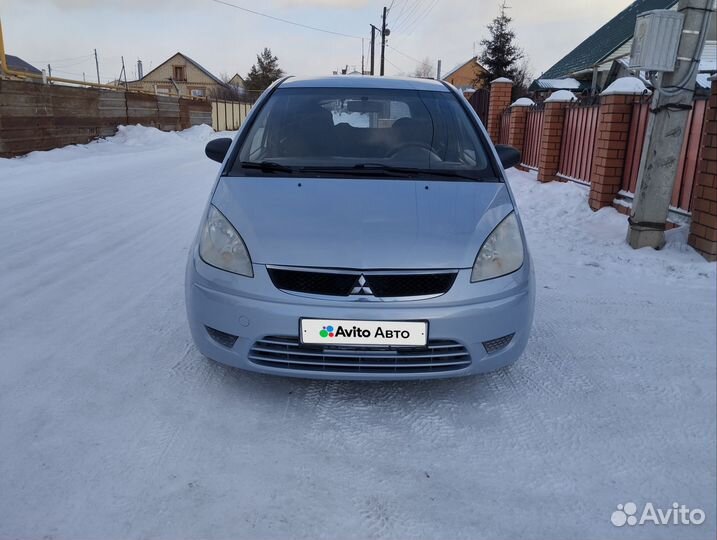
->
[94,48,100,84]
[47,63,51,79]
[121,55,128,89]
[627,0,714,249]
[380,6,388,76]
[361,38,365,75]
[436,59,442,80]
[370,25,378,76]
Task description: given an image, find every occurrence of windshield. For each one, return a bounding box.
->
[229,87,498,180]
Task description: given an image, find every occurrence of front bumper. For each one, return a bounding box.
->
[185,250,535,380]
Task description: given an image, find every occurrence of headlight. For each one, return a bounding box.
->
[199,205,253,277]
[471,212,524,282]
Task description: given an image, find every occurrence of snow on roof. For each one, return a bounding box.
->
[545,90,577,103]
[601,76,652,96]
[532,78,582,90]
[696,73,712,88]
[440,56,486,80]
[511,97,535,107]
[491,77,512,84]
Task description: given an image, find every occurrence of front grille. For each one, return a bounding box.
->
[367,273,456,297]
[249,336,471,374]
[268,268,357,296]
[267,268,457,298]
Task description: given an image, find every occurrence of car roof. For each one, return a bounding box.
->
[279,75,451,92]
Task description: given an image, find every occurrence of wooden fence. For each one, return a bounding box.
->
[521,106,544,169]
[557,103,600,184]
[0,79,212,157]
[212,99,253,131]
[620,97,707,211]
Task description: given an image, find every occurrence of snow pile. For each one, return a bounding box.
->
[545,89,577,102]
[507,169,716,282]
[601,77,652,96]
[511,97,535,107]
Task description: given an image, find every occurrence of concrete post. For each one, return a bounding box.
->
[589,78,651,211]
[688,75,717,260]
[486,77,513,142]
[627,0,713,249]
[507,97,535,170]
[537,90,576,183]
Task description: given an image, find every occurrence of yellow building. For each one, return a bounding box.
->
[441,56,487,91]
[129,52,227,98]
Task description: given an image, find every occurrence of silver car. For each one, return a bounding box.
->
[186,76,534,380]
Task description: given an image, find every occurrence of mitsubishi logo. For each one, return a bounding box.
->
[350,274,373,296]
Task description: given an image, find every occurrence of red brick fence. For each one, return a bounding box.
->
[483,76,717,261]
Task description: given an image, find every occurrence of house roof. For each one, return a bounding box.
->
[540,0,678,79]
[530,78,586,91]
[139,52,225,86]
[4,54,42,75]
[441,56,485,80]
[228,73,245,86]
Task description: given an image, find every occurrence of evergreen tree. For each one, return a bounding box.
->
[476,2,525,88]
[245,48,284,93]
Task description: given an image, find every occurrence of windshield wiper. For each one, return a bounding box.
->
[352,163,493,182]
[239,161,295,174]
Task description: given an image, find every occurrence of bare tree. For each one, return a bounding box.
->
[412,57,435,79]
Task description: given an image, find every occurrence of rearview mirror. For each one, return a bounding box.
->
[205,138,232,163]
[495,144,521,170]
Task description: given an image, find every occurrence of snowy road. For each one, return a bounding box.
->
[1,126,715,540]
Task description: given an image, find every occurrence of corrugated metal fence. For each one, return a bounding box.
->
[499,108,511,145]
[557,102,600,184]
[521,105,544,169]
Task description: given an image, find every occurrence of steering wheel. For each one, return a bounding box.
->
[386,142,436,158]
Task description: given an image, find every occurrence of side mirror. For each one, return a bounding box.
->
[205,137,232,163]
[495,144,521,170]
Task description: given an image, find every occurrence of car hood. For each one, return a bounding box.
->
[211,176,515,269]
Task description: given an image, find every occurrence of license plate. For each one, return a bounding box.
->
[300,319,427,347]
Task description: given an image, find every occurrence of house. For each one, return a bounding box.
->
[531,0,717,93]
[228,73,245,89]
[441,56,487,91]
[128,52,227,98]
[1,54,41,76]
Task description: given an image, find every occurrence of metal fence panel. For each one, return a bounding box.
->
[557,104,600,184]
[521,106,544,169]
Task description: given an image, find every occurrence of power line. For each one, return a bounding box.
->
[386,44,422,65]
[401,0,438,36]
[209,0,362,40]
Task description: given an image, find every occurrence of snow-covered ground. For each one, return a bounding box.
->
[1,126,715,540]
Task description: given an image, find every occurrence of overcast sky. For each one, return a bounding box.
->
[1,0,633,83]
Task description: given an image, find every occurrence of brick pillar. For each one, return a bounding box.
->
[688,76,717,261]
[537,91,576,183]
[588,82,649,211]
[486,78,513,142]
[507,98,535,171]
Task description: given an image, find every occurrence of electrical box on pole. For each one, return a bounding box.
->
[629,10,684,71]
